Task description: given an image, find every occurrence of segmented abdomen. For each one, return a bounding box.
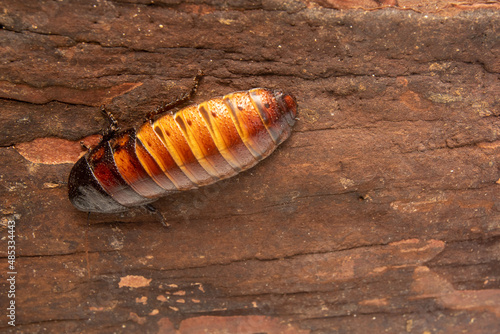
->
[69,88,297,213]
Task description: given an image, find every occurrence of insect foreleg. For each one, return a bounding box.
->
[142,204,169,227]
[100,105,120,140]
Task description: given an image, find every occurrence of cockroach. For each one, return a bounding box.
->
[68,74,297,225]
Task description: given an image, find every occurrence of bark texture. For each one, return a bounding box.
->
[0,0,499,333]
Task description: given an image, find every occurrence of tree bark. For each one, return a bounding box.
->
[0,0,499,333]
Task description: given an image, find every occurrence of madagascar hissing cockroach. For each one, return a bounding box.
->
[68,76,297,224]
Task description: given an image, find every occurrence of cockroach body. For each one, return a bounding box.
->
[68,84,297,218]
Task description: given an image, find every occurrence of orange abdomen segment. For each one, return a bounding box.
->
[137,122,196,190]
[176,105,238,179]
[249,88,293,145]
[153,114,216,186]
[111,129,167,198]
[198,98,257,171]
[223,91,276,160]
[135,140,177,192]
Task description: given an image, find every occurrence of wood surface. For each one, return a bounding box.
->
[0,0,499,333]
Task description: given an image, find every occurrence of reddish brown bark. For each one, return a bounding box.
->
[0,0,498,333]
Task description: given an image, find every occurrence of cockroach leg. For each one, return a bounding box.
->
[100,105,119,140]
[80,141,91,152]
[145,70,204,121]
[143,204,170,227]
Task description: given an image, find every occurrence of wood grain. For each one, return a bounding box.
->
[0,0,498,333]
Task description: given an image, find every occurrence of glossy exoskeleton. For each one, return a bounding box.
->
[68,79,297,221]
